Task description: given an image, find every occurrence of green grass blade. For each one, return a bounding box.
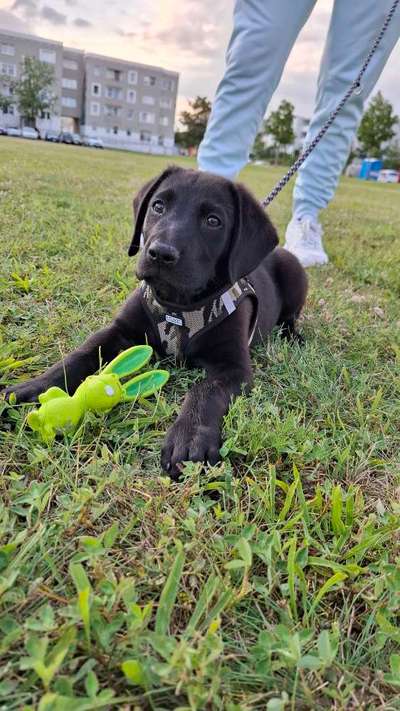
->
[287,536,298,621]
[309,572,347,617]
[155,543,185,636]
[278,479,297,522]
[69,563,92,645]
[201,590,234,631]
[185,574,220,638]
[331,485,346,537]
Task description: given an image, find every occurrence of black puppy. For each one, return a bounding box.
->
[3,166,307,476]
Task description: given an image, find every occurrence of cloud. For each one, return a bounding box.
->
[73,17,92,28]
[10,0,38,19]
[40,5,67,25]
[115,0,227,62]
[0,7,31,32]
[115,29,136,39]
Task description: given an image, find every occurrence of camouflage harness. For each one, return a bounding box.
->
[140,278,258,362]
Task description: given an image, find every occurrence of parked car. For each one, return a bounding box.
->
[72,133,82,145]
[0,127,7,136]
[377,169,400,184]
[60,132,74,144]
[22,126,39,140]
[45,131,60,142]
[6,127,22,137]
[83,136,104,149]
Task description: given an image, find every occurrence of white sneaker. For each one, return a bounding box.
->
[283,216,329,267]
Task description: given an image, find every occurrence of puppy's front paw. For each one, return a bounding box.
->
[161,419,221,479]
[1,378,47,405]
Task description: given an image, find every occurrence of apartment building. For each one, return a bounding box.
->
[0,29,179,154]
[0,30,63,134]
[82,53,178,153]
[60,46,85,133]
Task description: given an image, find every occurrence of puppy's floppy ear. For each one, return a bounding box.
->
[128,165,182,256]
[228,182,279,282]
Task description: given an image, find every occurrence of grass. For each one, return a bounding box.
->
[0,138,399,710]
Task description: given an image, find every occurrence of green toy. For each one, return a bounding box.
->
[27,345,169,443]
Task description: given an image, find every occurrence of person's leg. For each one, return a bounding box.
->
[198,0,317,180]
[286,0,400,265]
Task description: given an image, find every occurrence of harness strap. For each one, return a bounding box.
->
[140,278,258,361]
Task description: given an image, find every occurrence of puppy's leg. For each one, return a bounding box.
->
[278,313,305,345]
[161,300,253,478]
[269,247,308,343]
[2,290,148,404]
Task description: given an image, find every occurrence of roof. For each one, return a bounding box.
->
[85,53,179,77]
[0,28,62,47]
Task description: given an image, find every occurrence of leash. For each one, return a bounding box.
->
[261,0,400,208]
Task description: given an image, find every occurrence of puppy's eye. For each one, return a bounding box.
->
[152,199,165,215]
[206,214,222,228]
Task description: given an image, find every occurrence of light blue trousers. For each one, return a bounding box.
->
[197,0,400,219]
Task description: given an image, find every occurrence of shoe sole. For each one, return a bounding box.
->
[282,243,329,268]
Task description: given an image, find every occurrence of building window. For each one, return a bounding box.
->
[161,78,174,91]
[93,65,101,77]
[143,75,156,87]
[127,109,134,120]
[142,95,155,106]
[1,44,15,56]
[127,129,132,136]
[40,110,51,119]
[160,116,169,127]
[92,83,101,96]
[39,48,56,64]
[128,69,137,84]
[61,96,77,108]
[113,126,119,134]
[90,102,100,115]
[105,104,122,117]
[127,89,136,104]
[1,63,16,77]
[2,104,14,115]
[106,68,122,81]
[160,97,172,109]
[139,111,155,124]
[158,135,164,146]
[140,131,151,143]
[63,58,78,70]
[62,77,77,89]
[106,86,123,100]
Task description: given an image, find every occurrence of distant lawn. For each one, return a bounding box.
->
[1,138,399,710]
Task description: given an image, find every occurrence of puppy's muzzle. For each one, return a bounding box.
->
[147,241,180,267]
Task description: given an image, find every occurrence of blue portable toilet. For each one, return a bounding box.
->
[359,158,383,180]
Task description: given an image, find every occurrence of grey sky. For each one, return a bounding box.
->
[1,0,399,125]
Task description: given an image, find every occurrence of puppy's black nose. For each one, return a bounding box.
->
[148,241,180,266]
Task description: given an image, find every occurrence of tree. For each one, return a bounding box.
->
[250,131,269,160]
[264,100,295,163]
[383,143,400,170]
[175,96,211,150]
[11,57,57,127]
[357,92,398,157]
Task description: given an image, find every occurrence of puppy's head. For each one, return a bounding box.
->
[129,166,278,304]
